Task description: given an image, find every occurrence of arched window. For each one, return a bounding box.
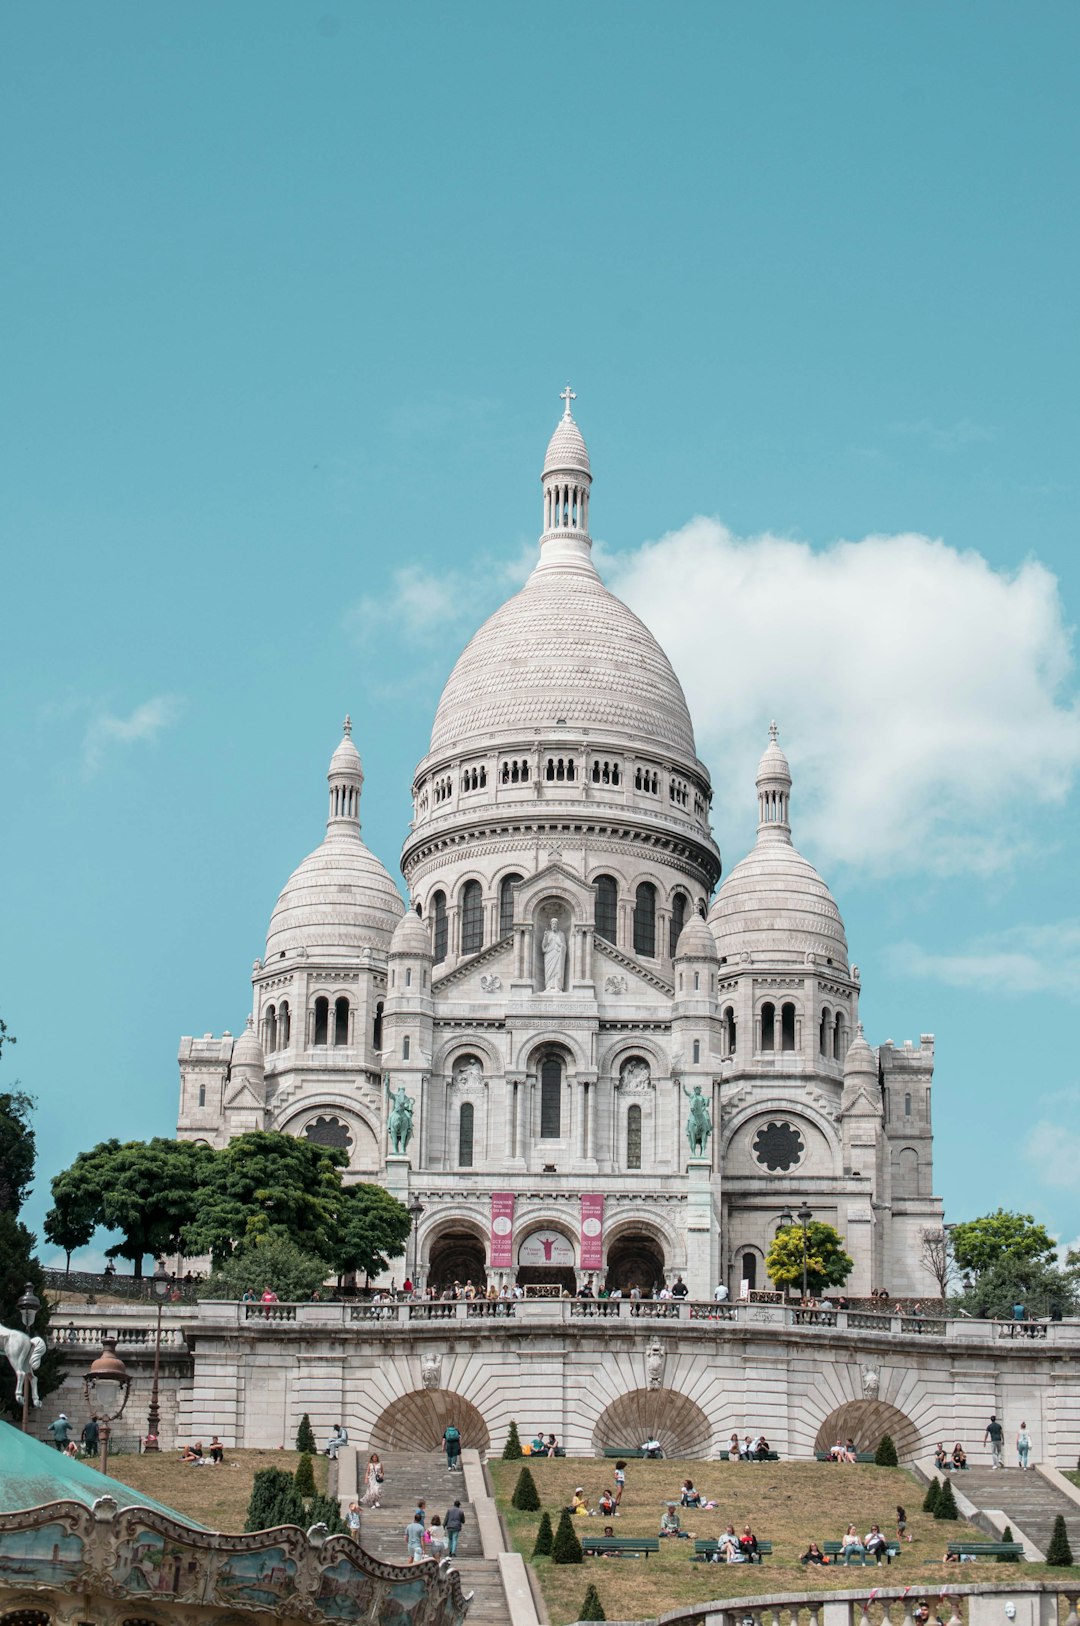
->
[499,873,522,936]
[403,1035,411,1060]
[626,1103,642,1170]
[669,890,688,957]
[314,996,329,1046]
[742,1252,757,1290]
[781,1002,796,1052]
[540,1056,562,1138]
[760,1001,775,1051]
[904,1092,912,1116]
[334,996,350,1046]
[723,1005,736,1056]
[265,1003,277,1053]
[819,1008,832,1057]
[373,1000,384,1052]
[458,1101,475,1167]
[279,1000,290,1047]
[633,881,656,957]
[834,1011,844,1060]
[432,891,448,964]
[460,880,483,955]
[594,874,618,943]
[198,1082,206,1107]
[692,1039,701,1064]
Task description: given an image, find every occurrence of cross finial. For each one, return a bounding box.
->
[769,720,779,743]
[560,384,576,419]
[343,714,352,737]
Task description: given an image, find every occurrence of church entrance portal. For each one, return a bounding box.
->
[516,1227,576,1296]
[428,1230,487,1294]
[606,1232,665,1296]
[516,1265,577,1296]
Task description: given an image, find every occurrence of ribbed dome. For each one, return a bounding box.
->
[844,1026,877,1079]
[674,914,717,960]
[329,720,362,778]
[543,411,591,476]
[708,840,849,966]
[266,830,404,959]
[389,909,433,957]
[429,568,697,757]
[231,1014,264,1069]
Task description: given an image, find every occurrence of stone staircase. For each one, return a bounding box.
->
[349,1450,510,1624]
[958,1465,1078,1556]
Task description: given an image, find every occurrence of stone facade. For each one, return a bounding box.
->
[177,396,942,1299]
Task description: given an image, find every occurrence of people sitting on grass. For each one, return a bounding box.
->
[952,1442,968,1470]
[865,1523,891,1564]
[801,1541,828,1565]
[180,1441,204,1464]
[828,1438,854,1463]
[545,1433,559,1457]
[597,1489,616,1517]
[934,1443,949,1471]
[570,1488,590,1517]
[680,1479,702,1507]
[208,1436,224,1464]
[659,1503,692,1539]
[840,1524,864,1556]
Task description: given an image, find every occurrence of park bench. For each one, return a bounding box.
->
[692,1539,772,1564]
[815,1451,877,1463]
[946,1542,1024,1562]
[823,1541,901,1565]
[602,1447,652,1458]
[742,1450,780,1461]
[581,1536,660,1559]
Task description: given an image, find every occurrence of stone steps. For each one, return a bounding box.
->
[958,1465,1078,1554]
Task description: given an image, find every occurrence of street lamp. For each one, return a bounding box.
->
[144,1261,170,1451]
[83,1337,131,1475]
[407,1198,425,1290]
[779,1202,814,1300]
[16,1283,40,1434]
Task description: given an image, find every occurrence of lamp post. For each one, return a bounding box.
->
[16,1283,40,1434]
[779,1202,814,1300]
[407,1198,424,1291]
[83,1337,131,1475]
[144,1261,170,1451]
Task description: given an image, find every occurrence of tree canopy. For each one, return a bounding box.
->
[766,1219,853,1295]
[0,1042,62,1419]
[185,1131,347,1267]
[330,1180,413,1281]
[0,1090,36,1216]
[47,1138,213,1276]
[951,1210,1056,1278]
[202,1235,331,1302]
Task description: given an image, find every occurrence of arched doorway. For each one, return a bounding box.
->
[814,1400,920,1462]
[592,1387,711,1458]
[428,1228,487,1294]
[516,1227,577,1296]
[606,1231,665,1295]
[370,1389,490,1452]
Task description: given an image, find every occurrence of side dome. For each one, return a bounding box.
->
[389,909,433,958]
[231,1014,264,1069]
[674,914,717,960]
[265,722,405,959]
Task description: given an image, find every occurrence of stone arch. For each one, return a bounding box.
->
[592,1387,711,1458]
[604,1209,681,1263]
[814,1400,921,1462]
[370,1389,490,1452]
[514,1028,590,1073]
[432,1030,502,1076]
[603,1033,669,1078]
[424,1214,488,1292]
[277,1102,380,1173]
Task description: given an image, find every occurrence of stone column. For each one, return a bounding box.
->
[685,1158,715,1299]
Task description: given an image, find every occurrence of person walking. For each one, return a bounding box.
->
[1016,1422,1032,1471]
[48,1414,72,1452]
[984,1414,1005,1469]
[80,1418,99,1456]
[359,1452,383,1507]
[444,1500,466,1557]
[426,1515,448,1559]
[442,1422,461,1470]
[405,1513,425,1564]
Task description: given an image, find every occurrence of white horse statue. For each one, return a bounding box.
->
[1,1323,47,1408]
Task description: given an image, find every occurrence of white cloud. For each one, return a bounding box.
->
[1024,1122,1080,1191]
[604,519,1080,875]
[887,417,997,451]
[82,695,184,776]
[887,921,1080,998]
[346,546,536,648]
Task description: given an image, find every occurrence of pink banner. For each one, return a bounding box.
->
[490,1192,515,1269]
[580,1194,604,1271]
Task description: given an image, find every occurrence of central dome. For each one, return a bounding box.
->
[428,567,697,757]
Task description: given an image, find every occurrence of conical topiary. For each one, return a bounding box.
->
[246,1468,296,1531]
[532,1511,554,1557]
[875,1433,899,1467]
[309,1491,347,1535]
[579,1582,606,1620]
[922,1476,941,1513]
[552,1507,584,1565]
[294,1452,317,1498]
[511,1465,541,1511]
[998,1525,1019,1562]
[503,1420,523,1460]
[296,1413,317,1454]
[934,1477,959,1520]
[1046,1514,1073,1566]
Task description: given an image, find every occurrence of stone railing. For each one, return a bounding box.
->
[668,1583,1080,1626]
[48,1323,188,1350]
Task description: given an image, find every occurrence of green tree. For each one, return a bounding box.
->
[875,1433,899,1467]
[245,1468,307,1532]
[934,1478,959,1521]
[329,1181,411,1282]
[187,1131,345,1267]
[532,1512,554,1557]
[296,1413,317,1454]
[42,1178,97,1276]
[511,1466,540,1511]
[0,1089,35,1215]
[952,1254,1077,1321]
[47,1138,211,1276]
[1046,1515,1073,1567]
[502,1420,523,1460]
[998,1525,1020,1562]
[922,1477,941,1514]
[201,1235,329,1302]
[552,1508,583,1565]
[309,1491,346,1535]
[0,1078,62,1419]
[294,1453,317,1498]
[579,1583,606,1621]
[951,1210,1056,1278]
[765,1220,854,1295]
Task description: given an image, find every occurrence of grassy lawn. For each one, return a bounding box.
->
[103,1449,327,1532]
[489,1458,996,1626]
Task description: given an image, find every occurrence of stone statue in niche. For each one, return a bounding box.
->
[421,1352,442,1390]
[542,913,567,992]
[620,1059,651,1092]
[645,1340,666,1390]
[861,1365,880,1398]
[453,1058,484,1091]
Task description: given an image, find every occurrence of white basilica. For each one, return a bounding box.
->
[177,397,941,1299]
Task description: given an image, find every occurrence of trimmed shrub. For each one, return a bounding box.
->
[552,1508,584,1565]
[1046,1515,1073,1567]
[934,1477,959,1521]
[923,1476,941,1513]
[503,1420,523,1460]
[579,1582,606,1621]
[998,1525,1020,1562]
[294,1452,317,1498]
[511,1466,541,1512]
[532,1511,554,1558]
[296,1413,317,1454]
[875,1433,899,1467]
[246,1468,307,1532]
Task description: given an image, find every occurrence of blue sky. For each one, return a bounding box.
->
[3,3,1079,1262]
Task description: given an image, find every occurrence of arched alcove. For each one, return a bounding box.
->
[814,1400,920,1462]
[592,1387,711,1458]
[370,1389,490,1452]
[428,1228,487,1292]
[605,1231,665,1294]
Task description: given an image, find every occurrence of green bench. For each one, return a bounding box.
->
[823,1541,901,1565]
[741,1450,780,1461]
[947,1542,1024,1562]
[602,1447,652,1459]
[815,1451,877,1463]
[581,1536,660,1559]
[692,1539,772,1564]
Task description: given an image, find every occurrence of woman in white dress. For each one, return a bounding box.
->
[359,1452,384,1508]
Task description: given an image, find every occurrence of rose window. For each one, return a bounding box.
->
[752,1120,804,1172]
[303,1115,352,1151]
